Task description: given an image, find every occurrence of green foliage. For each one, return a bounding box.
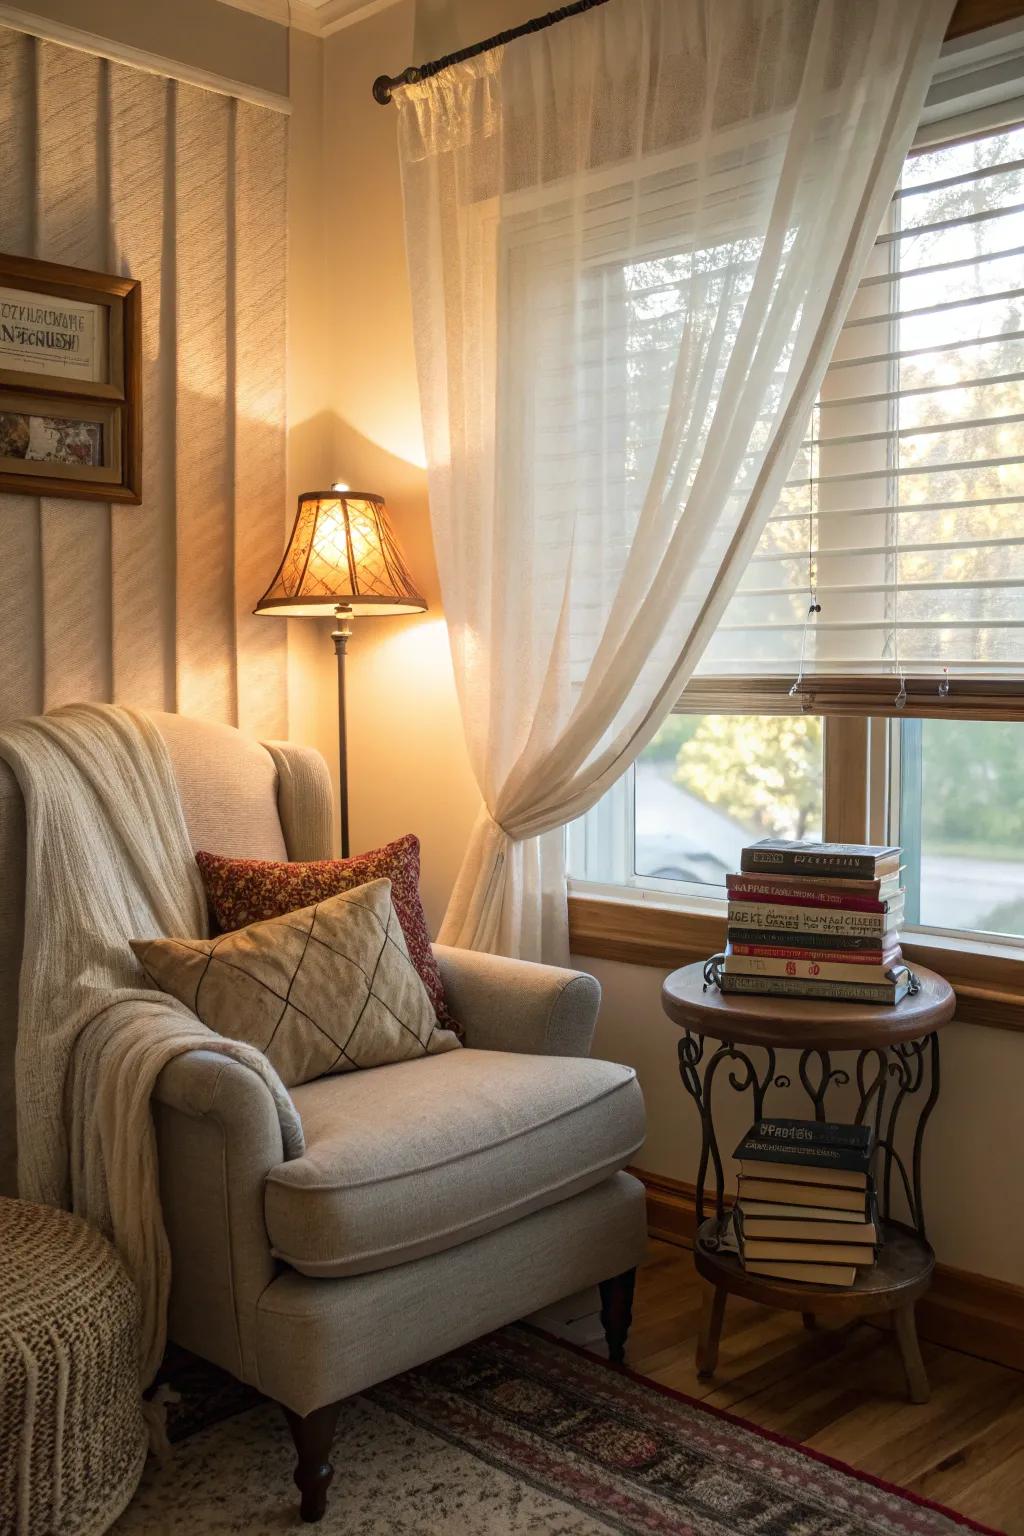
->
[672,714,823,840]
[920,718,1024,851]
[643,714,700,762]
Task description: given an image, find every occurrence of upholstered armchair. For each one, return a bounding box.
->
[0,713,648,1523]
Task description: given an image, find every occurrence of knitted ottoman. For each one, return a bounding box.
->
[0,1198,147,1535]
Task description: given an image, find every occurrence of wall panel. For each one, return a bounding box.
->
[0,26,287,736]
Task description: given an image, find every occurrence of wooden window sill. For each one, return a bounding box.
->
[567,891,1024,1035]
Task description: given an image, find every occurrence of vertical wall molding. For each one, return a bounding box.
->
[0,25,288,736]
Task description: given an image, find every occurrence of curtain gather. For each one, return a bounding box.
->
[396,0,954,962]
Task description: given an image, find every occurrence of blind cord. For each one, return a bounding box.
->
[789,400,821,701]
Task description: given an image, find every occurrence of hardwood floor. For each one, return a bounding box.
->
[622,1241,1024,1534]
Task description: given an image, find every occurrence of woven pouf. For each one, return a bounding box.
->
[0,1197,147,1535]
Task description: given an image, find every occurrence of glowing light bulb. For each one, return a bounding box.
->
[331,481,350,493]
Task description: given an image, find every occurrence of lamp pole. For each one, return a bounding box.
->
[332,603,353,858]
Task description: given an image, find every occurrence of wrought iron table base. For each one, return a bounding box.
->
[678,1031,941,1404]
[678,1032,940,1239]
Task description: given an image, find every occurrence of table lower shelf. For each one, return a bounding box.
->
[693,1217,934,1317]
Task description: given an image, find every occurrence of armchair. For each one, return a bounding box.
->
[0,714,648,1524]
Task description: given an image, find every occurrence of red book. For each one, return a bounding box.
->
[728,942,900,966]
[726,875,903,914]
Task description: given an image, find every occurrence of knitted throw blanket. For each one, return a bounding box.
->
[0,704,304,1398]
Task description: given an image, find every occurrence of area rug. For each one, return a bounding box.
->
[111,1327,1004,1535]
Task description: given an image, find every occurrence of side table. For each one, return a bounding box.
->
[661,961,955,1403]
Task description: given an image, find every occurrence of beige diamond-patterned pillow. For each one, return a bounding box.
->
[131,878,460,1087]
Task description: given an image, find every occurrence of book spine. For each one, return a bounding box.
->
[727,901,894,936]
[726,872,892,897]
[728,943,893,964]
[741,850,885,878]
[726,880,901,914]
[752,1118,870,1150]
[720,973,904,1004]
[738,1143,872,1174]
[726,927,889,952]
[724,954,899,984]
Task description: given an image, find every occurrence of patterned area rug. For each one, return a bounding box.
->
[112,1327,1004,1535]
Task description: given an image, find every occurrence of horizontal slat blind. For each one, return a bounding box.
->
[699,117,1024,679]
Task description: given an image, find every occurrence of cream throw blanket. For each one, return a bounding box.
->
[0,704,304,1397]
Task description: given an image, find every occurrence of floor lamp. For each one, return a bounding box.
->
[254,489,427,858]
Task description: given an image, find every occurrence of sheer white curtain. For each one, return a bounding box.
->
[395,0,953,962]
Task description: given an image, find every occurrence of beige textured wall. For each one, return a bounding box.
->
[0,23,289,738]
[316,0,1024,1286]
[285,28,338,787]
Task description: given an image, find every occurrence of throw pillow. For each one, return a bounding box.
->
[131,878,461,1088]
[195,833,454,1032]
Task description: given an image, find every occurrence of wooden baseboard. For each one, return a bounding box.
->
[629,1166,1024,1373]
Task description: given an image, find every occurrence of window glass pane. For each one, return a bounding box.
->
[897,717,1024,938]
[634,714,824,887]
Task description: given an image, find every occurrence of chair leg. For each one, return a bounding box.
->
[282,1399,343,1523]
[598,1268,637,1364]
[696,1283,727,1379]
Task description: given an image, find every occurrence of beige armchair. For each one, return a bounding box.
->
[0,713,648,1523]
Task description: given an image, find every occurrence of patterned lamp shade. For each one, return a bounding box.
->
[254,491,427,617]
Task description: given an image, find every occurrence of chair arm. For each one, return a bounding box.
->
[152,1050,287,1384]
[433,944,600,1058]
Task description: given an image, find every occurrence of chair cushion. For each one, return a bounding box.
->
[264,1049,645,1277]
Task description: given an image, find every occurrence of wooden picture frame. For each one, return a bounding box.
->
[0,254,141,503]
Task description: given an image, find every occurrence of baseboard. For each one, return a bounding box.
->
[629,1165,1024,1373]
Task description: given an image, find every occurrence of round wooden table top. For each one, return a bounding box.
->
[661,960,955,1050]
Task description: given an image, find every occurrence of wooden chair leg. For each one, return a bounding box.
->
[696,1283,727,1379]
[598,1268,637,1364]
[893,1303,930,1404]
[282,1399,344,1523]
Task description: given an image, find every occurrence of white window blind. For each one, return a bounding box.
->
[698,116,1024,679]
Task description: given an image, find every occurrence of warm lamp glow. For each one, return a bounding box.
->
[254,491,427,618]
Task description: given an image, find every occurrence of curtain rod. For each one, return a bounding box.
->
[372,0,611,104]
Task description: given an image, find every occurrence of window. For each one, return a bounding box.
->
[569,101,1024,946]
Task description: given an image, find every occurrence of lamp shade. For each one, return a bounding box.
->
[254,491,427,617]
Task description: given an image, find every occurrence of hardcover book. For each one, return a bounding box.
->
[726,870,903,900]
[724,950,904,985]
[725,879,904,915]
[746,1258,856,1287]
[727,942,898,965]
[740,840,901,879]
[737,1176,869,1214]
[726,901,897,937]
[737,1198,871,1226]
[741,1239,874,1265]
[738,1214,878,1244]
[735,1117,872,1158]
[719,971,910,1005]
[725,927,893,952]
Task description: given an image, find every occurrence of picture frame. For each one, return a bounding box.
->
[0,253,141,503]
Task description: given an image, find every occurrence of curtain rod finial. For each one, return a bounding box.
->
[372,74,394,105]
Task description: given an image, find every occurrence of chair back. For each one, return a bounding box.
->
[0,710,333,1195]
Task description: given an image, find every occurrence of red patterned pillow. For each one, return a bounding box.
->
[195,834,454,1030]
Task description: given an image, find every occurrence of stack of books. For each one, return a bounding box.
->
[733,1118,877,1288]
[721,839,909,1005]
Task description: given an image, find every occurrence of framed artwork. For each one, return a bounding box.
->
[0,253,141,503]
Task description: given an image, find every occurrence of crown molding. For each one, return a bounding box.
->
[214,0,401,36]
[0,1,291,110]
